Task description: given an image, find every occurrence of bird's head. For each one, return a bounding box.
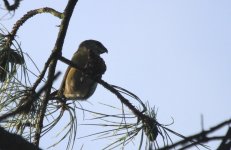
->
[79,40,108,55]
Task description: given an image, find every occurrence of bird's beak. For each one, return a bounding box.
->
[101,47,108,54]
[104,48,108,53]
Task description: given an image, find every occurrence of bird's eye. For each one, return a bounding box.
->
[96,44,101,48]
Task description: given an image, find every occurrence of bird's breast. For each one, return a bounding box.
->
[63,68,98,100]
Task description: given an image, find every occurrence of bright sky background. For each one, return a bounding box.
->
[1,0,231,150]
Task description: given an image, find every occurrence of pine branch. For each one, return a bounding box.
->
[159,118,231,150]
[5,7,63,47]
[33,0,78,147]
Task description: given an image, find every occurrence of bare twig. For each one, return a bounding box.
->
[159,118,231,150]
[59,56,148,120]
[33,0,78,147]
[217,127,231,150]
[5,7,63,47]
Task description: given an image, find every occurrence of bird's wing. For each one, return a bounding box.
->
[58,65,71,93]
[58,48,89,93]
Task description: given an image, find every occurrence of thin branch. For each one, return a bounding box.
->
[33,0,78,147]
[159,118,231,150]
[59,56,147,119]
[179,136,225,150]
[217,127,231,150]
[5,7,63,47]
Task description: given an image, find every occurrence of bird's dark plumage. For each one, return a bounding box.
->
[57,40,107,100]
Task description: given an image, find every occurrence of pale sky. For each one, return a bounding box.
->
[1,0,231,149]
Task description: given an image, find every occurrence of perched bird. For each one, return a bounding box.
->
[55,40,107,100]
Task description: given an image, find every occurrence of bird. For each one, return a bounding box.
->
[53,39,108,100]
